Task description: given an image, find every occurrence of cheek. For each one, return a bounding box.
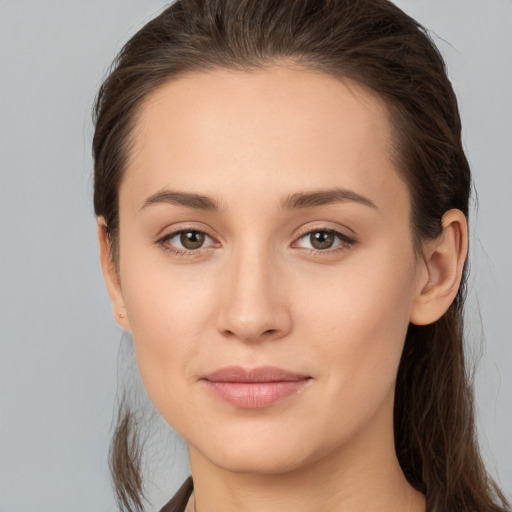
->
[118,247,219,403]
[294,245,418,399]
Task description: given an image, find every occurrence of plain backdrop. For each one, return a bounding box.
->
[1,1,511,511]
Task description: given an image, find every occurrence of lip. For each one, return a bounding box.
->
[201,365,312,409]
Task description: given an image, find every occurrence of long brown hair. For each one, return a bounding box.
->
[92,1,510,511]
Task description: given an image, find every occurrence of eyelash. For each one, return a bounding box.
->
[156,227,356,257]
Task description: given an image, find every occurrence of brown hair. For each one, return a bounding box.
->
[92,1,510,511]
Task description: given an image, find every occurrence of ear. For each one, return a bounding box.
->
[409,209,468,326]
[97,217,131,331]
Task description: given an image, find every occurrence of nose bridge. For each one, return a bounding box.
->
[217,238,291,342]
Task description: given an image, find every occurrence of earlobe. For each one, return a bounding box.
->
[97,217,131,331]
[409,209,468,326]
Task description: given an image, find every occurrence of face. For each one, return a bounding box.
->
[108,65,428,475]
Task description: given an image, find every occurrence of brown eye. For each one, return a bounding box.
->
[179,231,206,250]
[294,229,354,252]
[309,231,336,249]
[159,229,216,255]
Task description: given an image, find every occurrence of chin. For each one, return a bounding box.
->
[189,423,332,476]
[208,446,310,476]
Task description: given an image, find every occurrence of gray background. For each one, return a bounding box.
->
[1,1,510,510]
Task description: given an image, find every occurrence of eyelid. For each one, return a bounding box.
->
[293,222,356,241]
[154,220,217,240]
[293,219,355,237]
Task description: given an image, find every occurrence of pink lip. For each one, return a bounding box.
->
[201,366,311,409]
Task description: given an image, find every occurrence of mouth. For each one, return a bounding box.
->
[201,365,312,409]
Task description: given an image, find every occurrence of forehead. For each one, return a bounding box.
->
[122,64,408,214]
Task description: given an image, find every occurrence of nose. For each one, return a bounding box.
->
[216,245,292,343]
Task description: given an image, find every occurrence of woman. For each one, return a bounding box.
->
[93,1,510,511]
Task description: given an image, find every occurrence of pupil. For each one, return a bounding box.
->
[180,231,205,249]
[311,231,334,249]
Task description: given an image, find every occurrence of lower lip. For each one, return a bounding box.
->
[203,380,310,408]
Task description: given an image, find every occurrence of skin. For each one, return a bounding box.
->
[98,64,467,512]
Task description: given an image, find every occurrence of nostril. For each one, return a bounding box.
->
[221,327,280,341]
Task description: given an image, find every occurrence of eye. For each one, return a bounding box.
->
[295,229,353,251]
[160,229,214,252]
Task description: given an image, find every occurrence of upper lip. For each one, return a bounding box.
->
[203,365,311,383]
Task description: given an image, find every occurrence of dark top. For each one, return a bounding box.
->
[159,477,194,512]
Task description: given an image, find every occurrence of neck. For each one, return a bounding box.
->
[187,401,425,512]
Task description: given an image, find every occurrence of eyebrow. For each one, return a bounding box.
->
[140,190,220,211]
[282,188,377,210]
[139,187,377,212]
